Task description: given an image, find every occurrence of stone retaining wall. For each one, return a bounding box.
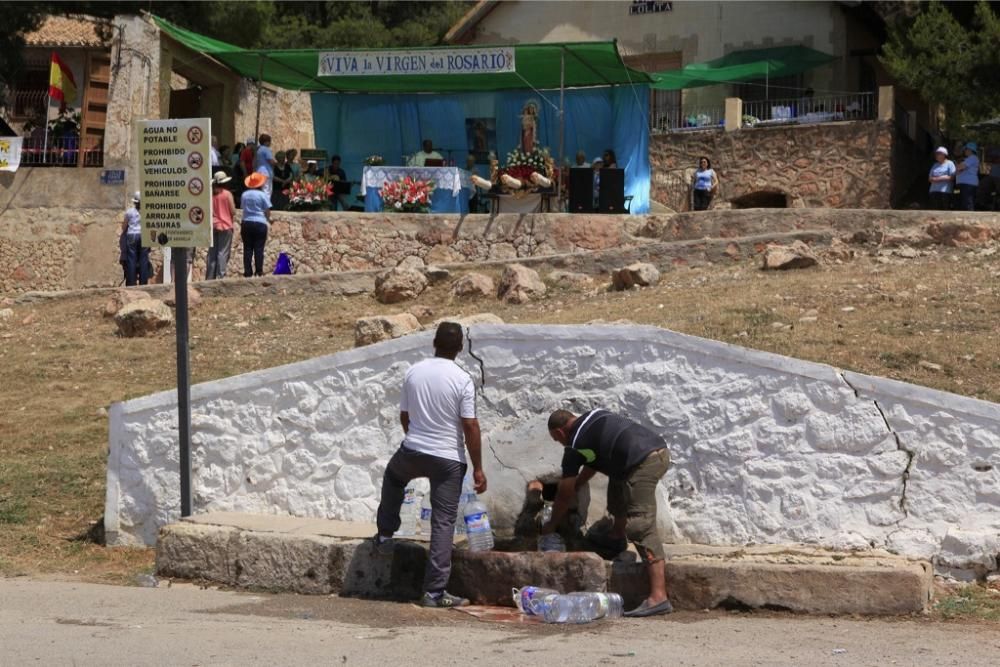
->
[106,324,1000,576]
[650,121,893,211]
[5,206,998,294]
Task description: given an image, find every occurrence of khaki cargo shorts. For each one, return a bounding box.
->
[607,448,671,562]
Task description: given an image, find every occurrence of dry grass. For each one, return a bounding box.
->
[0,245,998,580]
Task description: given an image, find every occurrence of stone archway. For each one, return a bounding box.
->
[730,190,789,208]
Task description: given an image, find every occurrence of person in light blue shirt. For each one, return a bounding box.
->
[240,172,272,277]
[691,156,720,211]
[928,146,956,210]
[253,133,277,197]
[119,191,149,286]
[955,142,980,211]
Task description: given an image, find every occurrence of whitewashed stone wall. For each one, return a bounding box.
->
[105,325,1000,575]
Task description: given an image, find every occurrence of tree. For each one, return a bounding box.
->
[0,6,49,109]
[881,0,1000,135]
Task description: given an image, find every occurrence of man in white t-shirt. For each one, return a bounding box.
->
[374,322,487,608]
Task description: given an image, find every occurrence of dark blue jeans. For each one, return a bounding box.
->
[240,221,268,277]
[958,184,977,211]
[122,234,150,286]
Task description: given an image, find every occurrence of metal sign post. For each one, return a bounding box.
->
[136,117,213,517]
[174,246,192,515]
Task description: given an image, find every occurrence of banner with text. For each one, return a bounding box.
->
[0,137,23,172]
[137,118,212,248]
[318,47,515,77]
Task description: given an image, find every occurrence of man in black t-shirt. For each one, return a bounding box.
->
[542,408,673,617]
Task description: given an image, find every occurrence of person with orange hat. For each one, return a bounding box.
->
[240,172,272,277]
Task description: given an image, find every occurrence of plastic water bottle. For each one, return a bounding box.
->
[455,474,477,536]
[396,486,419,537]
[538,502,566,552]
[463,497,494,551]
[419,493,433,536]
[531,592,624,624]
[512,586,559,615]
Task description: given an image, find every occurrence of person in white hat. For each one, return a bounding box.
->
[928,146,956,210]
[206,171,236,279]
[119,191,150,286]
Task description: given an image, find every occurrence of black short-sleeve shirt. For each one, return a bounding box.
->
[560,409,666,481]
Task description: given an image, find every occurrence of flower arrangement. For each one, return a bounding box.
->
[283,178,333,211]
[494,146,554,191]
[364,154,385,166]
[380,176,434,213]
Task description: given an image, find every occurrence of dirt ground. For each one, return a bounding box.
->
[4,579,1000,666]
[0,243,998,588]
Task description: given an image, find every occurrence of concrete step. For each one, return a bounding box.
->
[156,512,932,615]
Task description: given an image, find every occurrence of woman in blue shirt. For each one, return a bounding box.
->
[955,142,980,211]
[928,146,956,210]
[240,172,272,277]
[691,157,720,211]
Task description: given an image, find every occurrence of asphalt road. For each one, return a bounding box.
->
[2,578,996,666]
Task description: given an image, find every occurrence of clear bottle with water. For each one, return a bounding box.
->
[512,586,559,615]
[538,502,566,552]
[463,497,494,551]
[395,486,419,537]
[530,592,624,624]
[419,492,433,536]
[455,473,476,536]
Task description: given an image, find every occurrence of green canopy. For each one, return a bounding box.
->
[152,15,653,93]
[650,46,836,91]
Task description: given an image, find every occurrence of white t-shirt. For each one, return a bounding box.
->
[400,357,476,463]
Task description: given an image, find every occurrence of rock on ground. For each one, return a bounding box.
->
[354,313,422,347]
[611,262,660,290]
[163,286,203,310]
[396,255,425,271]
[762,240,819,270]
[375,268,428,304]
[0,308,13,321]
[102,289,150,317]
[451,272,495,298]
[115,299,174,337]
[407,305,436,325]
[497,264,546,304]
[548,270,594,288]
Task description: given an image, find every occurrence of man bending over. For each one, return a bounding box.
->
[543,409,673,617]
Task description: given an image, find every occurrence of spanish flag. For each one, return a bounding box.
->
[48,52,77,107]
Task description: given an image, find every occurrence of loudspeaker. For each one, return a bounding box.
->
[569,167,594,213]
[598,168,625,213]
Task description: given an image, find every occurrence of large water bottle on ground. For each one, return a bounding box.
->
[455,473,477,536]
[530,592,624,624]
[395,486,419,537]
[463,497,494,551]
[538,502,566,552]
[419,492,433,536]
[512,586,559,615]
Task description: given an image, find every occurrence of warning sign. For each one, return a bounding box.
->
[137,118,213,248]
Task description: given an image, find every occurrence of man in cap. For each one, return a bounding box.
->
[543,408,673,617]
[119,191,150,286]
[373,322,487,608]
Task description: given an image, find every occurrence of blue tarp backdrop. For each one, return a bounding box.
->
[310,85,650,213]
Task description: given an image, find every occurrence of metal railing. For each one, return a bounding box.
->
[741,92,876,127]
[651,105,726,133]
[18,135,105,167]
[9,88,47,120]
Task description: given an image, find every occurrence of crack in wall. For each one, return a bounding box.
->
[464,326,529,484]
[838,372,915,518]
